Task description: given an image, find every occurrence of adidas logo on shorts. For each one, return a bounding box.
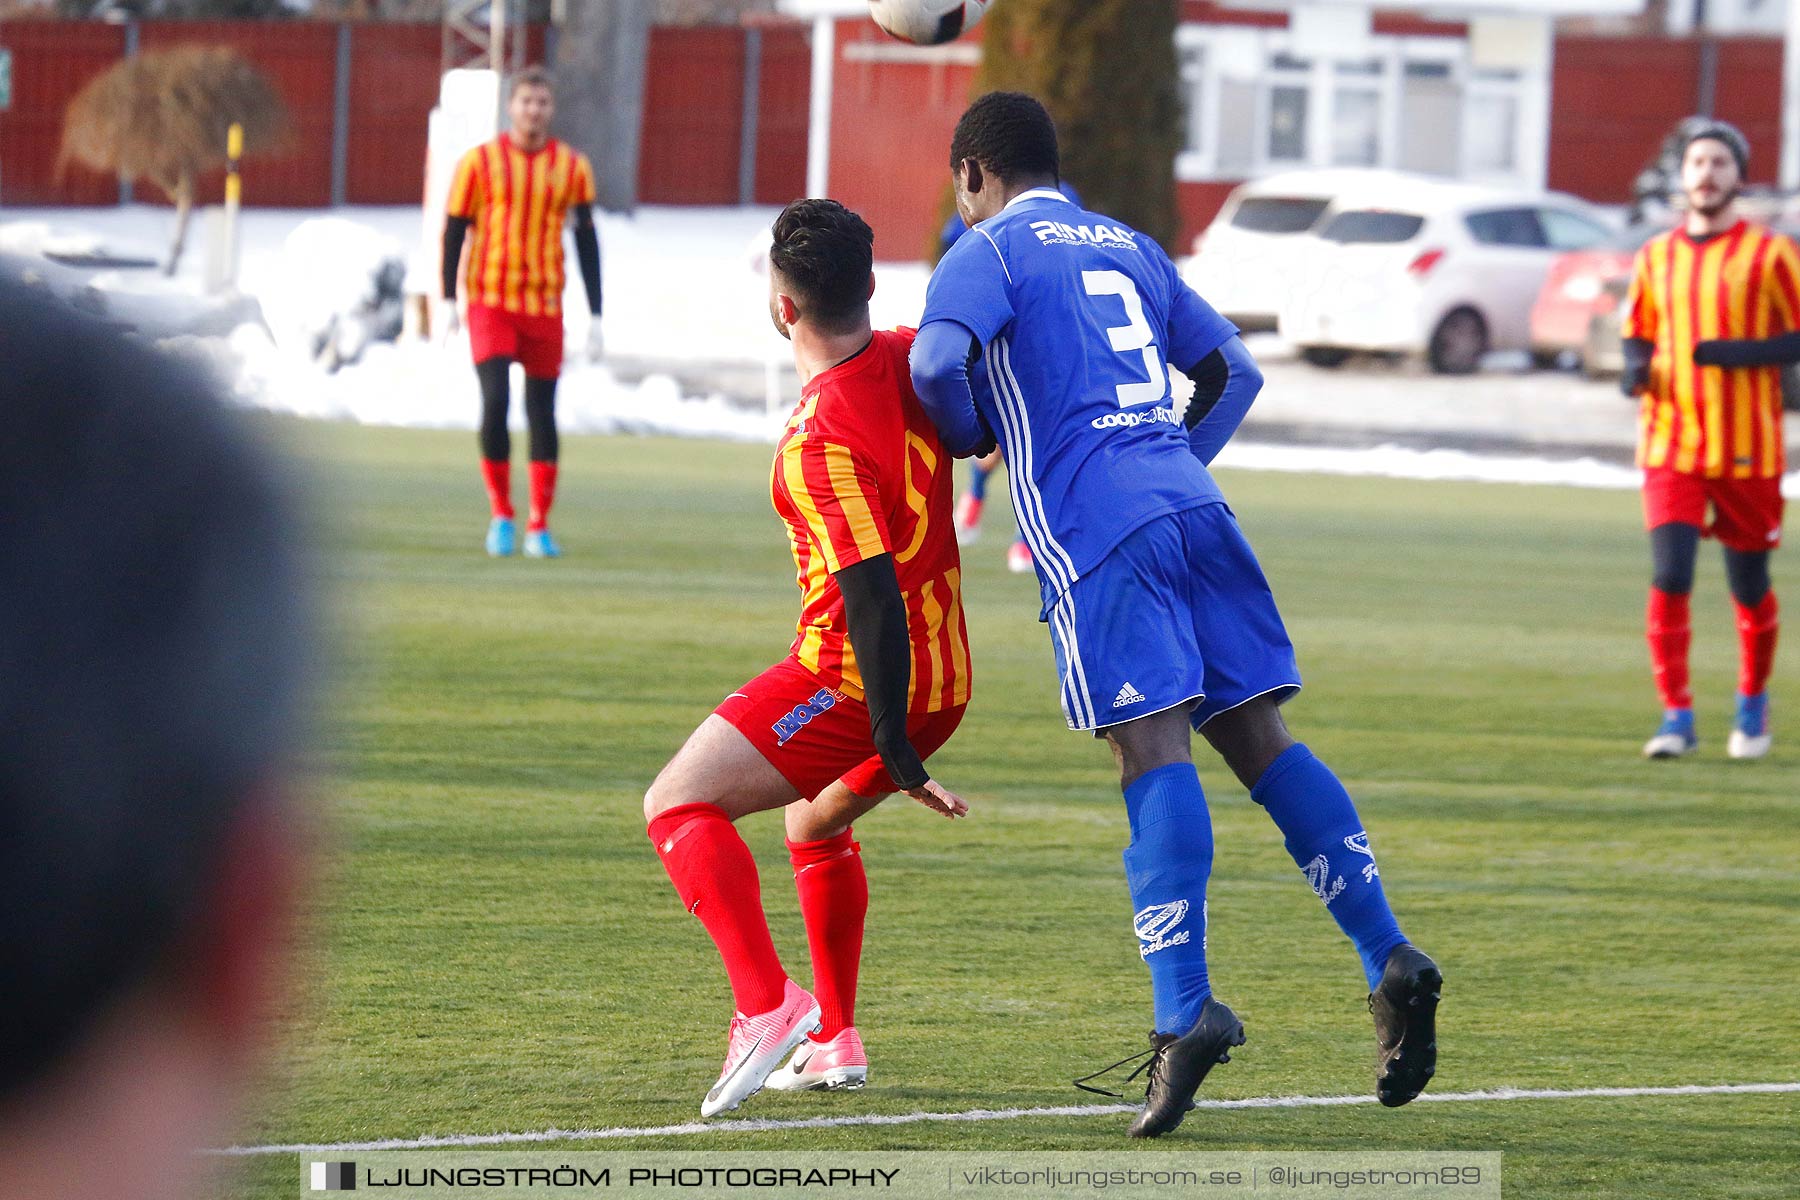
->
[1112,682,1147,709]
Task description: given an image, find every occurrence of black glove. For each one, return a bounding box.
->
[968,412,999,460]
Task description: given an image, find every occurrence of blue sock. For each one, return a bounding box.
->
[1251,744,1407,990]
[1121,762,1214,1034]
[968,462,991,501]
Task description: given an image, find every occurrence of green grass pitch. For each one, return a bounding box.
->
[216,421,1798,1197]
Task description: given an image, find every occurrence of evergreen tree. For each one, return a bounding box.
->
[967,0,1181,250]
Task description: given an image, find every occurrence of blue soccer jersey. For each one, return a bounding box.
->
[918,188,1238,607]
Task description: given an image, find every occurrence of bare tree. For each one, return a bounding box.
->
[59,46,288,274]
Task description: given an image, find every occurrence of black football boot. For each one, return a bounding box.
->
[1126,997,1246,1138]
[1371,944,1441,1107]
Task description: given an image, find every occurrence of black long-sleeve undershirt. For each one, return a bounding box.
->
[1182,345,1230,430]
[1620,337,1653,398]
[440,208,603,317]
[572,206,602,317]
[442,215,471,302]
[1694,330,1800,368]
[835,553,927,791]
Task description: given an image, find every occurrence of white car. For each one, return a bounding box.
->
[1276,182,1616,373]
[1182,168,1428,331]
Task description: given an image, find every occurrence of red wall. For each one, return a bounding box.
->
[0,21,128,205]
[7,16,1783,232]
[346,23,441,205]
[753,25,812,206]
[0,18,810,210]
[1174,182,1239,251]
[824,17,980,261]
[1549,35,1783,202]
[1710,39,1782,187]
[638,26,748,205]
[633,23,811,206]
[137,20,339,206]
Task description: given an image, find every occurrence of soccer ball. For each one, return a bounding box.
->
[868,0,992,46]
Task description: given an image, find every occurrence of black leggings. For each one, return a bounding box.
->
[1650,522,1771,607]
[476,358,559,463]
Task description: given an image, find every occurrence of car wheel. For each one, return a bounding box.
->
[1300,346,1352,368]
[1428,308,1487,375]
[1530,349,1565,371]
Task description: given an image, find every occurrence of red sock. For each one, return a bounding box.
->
[788,829,866,1042]
[480,459,513,520]
[527,461,558,533]
[649,803,788,1016]
[1647,588,1693,709]
[1735,591,1779,696]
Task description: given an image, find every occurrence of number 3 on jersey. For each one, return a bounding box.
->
[1082,269,1166,408]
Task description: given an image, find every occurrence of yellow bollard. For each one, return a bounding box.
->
[222,122,243,289]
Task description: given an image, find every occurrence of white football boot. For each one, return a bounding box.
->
[700,980,821,1117]
[1727,692,1772,759]
[766,1026,869,1091]
[1643,708,1698,759]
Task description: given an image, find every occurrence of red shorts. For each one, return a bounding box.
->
[1642,468,1785,553]
[468,303,563,379]
[717,657,966,800]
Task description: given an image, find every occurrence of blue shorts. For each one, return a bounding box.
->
[1045,503,1301,732]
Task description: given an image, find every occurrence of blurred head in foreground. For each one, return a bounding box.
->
[0,275,315,1199]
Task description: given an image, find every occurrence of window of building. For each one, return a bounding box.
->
[1400,59,1459,176]
[1179,42,1207,159]
[1464,93,1518,174]
[1268,84,1311,162]
[1171,24,1544,190]
[1332,86,1382,166]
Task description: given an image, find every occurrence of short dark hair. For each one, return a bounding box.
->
[769,198,874,330]
[0,273,314,1100]
[950,91,1059,182]
[511,66,553,97]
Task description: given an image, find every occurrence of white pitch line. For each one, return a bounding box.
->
[211,1081,1800,1156]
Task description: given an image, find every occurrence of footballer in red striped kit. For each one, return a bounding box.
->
[642,199,972,1116]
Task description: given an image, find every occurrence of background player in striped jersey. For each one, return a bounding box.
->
[442,68,603,559]
[643,199,971,1117]
[1623,121,1800,760]
[912,92,1439,1138]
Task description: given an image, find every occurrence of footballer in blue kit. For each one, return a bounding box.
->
[910,92,1442,1138]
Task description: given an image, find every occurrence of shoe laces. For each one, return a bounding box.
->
[1072,1034,1171,1099]
[722,1014,753,1067]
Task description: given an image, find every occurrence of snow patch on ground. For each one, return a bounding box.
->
[1218,441,1640,490]
[6,203,1794,495]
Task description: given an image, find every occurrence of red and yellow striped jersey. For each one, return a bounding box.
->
[446,134,596,317]
[1623,220,1800,478]
[771,328,971,712]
